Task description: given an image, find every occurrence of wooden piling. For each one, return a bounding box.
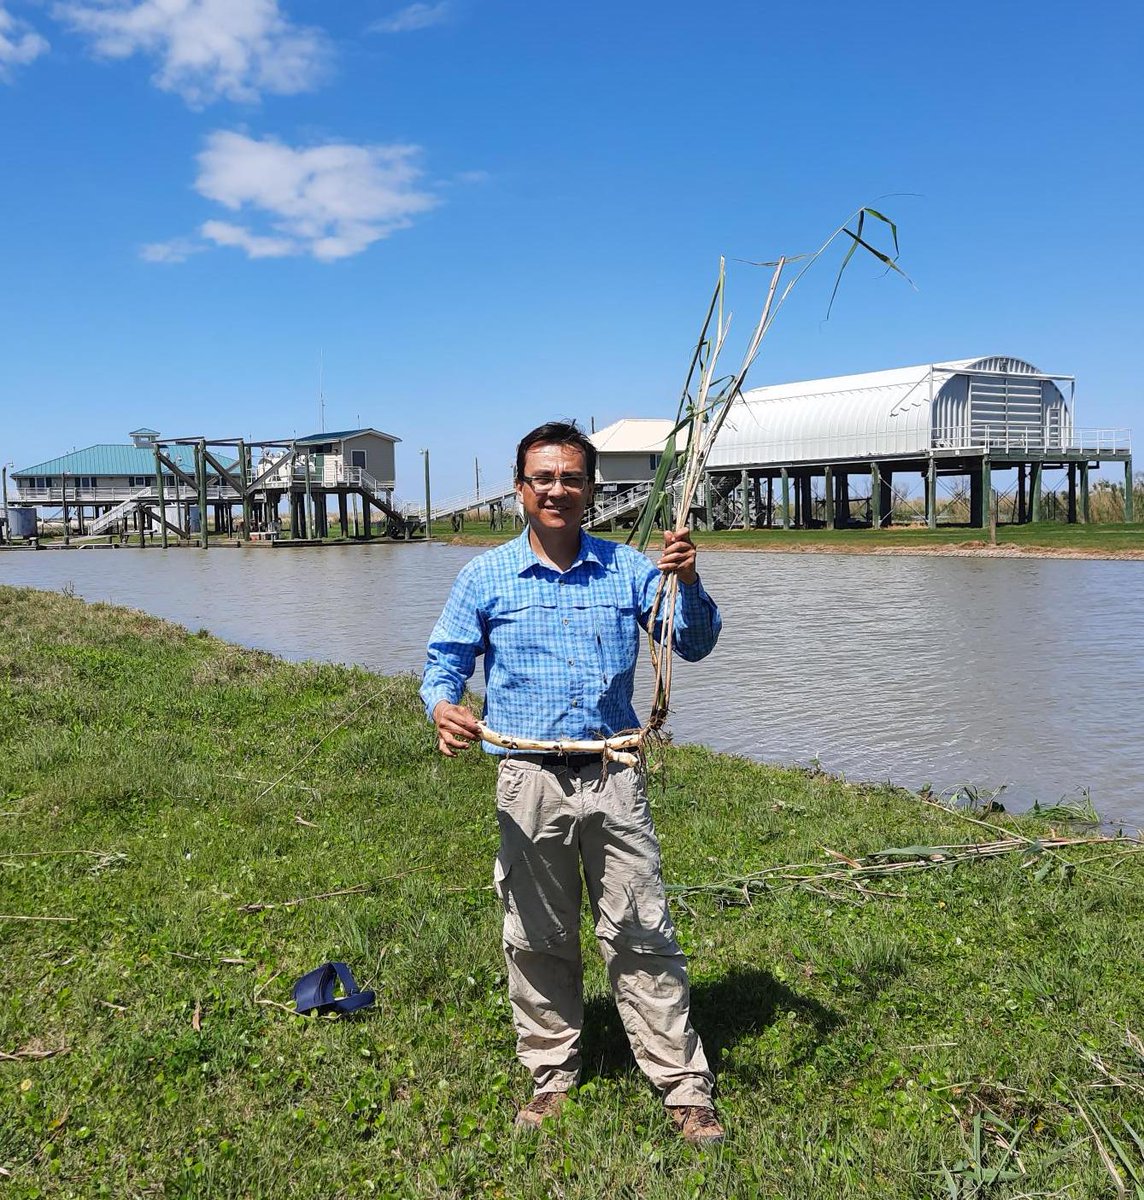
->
[926,457,937,529]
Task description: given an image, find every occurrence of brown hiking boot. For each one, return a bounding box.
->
[514,1090,568,1131]
[669,1105,726,1148]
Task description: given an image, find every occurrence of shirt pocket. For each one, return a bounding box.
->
[590,599,640,687]
[487,598,557,689]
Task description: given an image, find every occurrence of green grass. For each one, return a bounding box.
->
[1,585,1142,1198]
[690,520,1144,554]
[435,519,1144,553]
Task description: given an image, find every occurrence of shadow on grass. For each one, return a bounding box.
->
[581,966,840,1085]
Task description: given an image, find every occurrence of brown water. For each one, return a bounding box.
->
[3,542,1141,828]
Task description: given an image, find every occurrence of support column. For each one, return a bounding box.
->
[870,463,882,529]
[801,475,813,529]
[237,440,252,542]
[766,476,774,528]
[780,468,790,530]
[970,463,983,527]
[154,445,168,548]
[1030,460,1043,522]
[981,458,992,529]
[835,471,848,528]
[1079,461,1091,524]
[62,473,70,546]
[880,469,893,528]
[926,457,937,529]
[824,465,834,529]
[1067,463,1077,523]
[1016,463,1027,525]
[338,492,349,537]
[362,496,373,540]
[303,456,314,540]
[739,468,749,530]
[1126,457,1135,522]
[196,440,209,548]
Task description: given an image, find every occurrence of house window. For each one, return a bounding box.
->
[78,476,97,489]
[351,450,367,468]
[33,477,54,488]
[129,475,154,487]
[649,454,661,471]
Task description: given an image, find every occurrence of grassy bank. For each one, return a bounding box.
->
[440,520,1144,556]
[1,585,1142,1198]
[19,520,1144,558]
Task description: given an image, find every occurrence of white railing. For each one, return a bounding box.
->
[932,426,1132,453]
[585,482,654,527]
[86,489,153,534]
[404,478,516,521]
[13,484,238,504]
[342,465,396,497]
[1065,428,1132,453]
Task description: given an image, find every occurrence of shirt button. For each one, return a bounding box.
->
[567,658,574,665]
[571,700,579,707]
[562,618,569,625]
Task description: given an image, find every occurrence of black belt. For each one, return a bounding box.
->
[508,752,600,769]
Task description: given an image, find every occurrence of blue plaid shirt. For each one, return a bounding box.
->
[420,528,721,752]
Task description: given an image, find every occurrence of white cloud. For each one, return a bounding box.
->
[0,6,49,79]
[144,131,439,263]
[53,0,329,105]
[139,236,203,263]
[200,219,296,259]
[368,2,449,34]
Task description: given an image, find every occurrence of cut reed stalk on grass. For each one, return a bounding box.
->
[479,208,910,763]
[667,833,1142,905]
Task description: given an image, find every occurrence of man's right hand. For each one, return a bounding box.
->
[432,700,481,757]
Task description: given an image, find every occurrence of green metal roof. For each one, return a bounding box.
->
[14,444,234,477]
[295,428,400,445]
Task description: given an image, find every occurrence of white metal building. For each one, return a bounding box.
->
[705,356,1085,469]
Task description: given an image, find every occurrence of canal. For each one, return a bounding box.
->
[2,542,1141,828]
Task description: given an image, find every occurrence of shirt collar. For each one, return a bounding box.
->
[514,526,603,576]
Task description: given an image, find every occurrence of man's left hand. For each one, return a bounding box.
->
[660,530,698,586]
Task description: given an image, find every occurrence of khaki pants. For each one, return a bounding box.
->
[493,756,713,1106]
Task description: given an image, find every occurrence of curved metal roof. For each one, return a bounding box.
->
[705,356,1062,467]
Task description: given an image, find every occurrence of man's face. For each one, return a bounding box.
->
[516,443,594,534]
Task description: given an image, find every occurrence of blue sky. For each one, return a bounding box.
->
[1,0,1141,499]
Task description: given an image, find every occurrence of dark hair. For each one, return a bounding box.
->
[515,420,597,483]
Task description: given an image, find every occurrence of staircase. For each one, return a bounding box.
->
[404,479,518,523]
[86,488,152,535]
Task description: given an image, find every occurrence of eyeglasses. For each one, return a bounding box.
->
[520,473,589,493]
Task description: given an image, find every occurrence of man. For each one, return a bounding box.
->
[420,421,724,1147]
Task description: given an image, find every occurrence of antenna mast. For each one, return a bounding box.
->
[319,350,325,433]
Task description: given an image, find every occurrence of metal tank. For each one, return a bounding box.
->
[9,508,37,538]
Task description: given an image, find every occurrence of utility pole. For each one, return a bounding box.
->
[422,449,432,541]
[1,462,10,544]
[474,457,480,499]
